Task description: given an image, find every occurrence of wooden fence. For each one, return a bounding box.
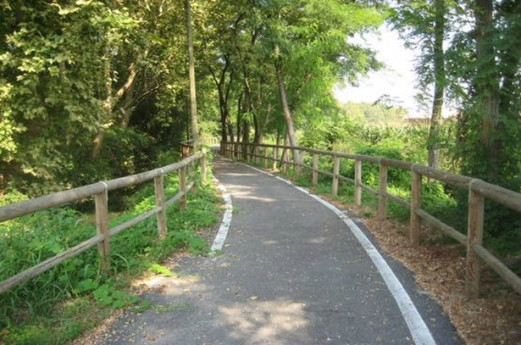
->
[222,141,521,298]
[0,152,207,294]
[180,138,220,158]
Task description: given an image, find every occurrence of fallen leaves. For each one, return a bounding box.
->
[340,202,521,345]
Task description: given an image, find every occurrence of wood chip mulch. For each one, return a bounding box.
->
[334,200,521,345]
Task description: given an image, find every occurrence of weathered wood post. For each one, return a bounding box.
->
[466,180,484,299]
[95,187,110,271]
[201,153,207,183]
[254,145,259,165]
[181,144,189,158]
[312,153,319,185]
[378,160,388,220]
[282,147,289,173]
[295,149,302,177]
[354,160,362,206]
[332,156,340,196]
[272,146,278,170]
[263,146,269,168]
[179,166,187,210]
[154,173,167,239]
[410,168,421,246]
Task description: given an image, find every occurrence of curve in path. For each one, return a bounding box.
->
[240,162,435,345]
[93,157,462,345]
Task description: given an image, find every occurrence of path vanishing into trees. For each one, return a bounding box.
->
[93,156,462,345]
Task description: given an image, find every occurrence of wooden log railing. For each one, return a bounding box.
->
[222,141,521,299]
[180,138,220,157]
[0,152,206,295]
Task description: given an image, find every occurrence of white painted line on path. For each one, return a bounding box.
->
[237,162,436,345]
[210,177,233,252]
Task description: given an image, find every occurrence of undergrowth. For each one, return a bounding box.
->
[0,165,219,345]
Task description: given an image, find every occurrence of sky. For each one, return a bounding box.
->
[333,25,427,118]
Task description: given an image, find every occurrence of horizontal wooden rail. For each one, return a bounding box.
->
[222,141,521,298]
[0,153,203,223]
[360,183,378,196]
[416,209,467,245]
[385,192,410,209]
[0,235,105,294]
[473,244,521,294]
[0,153,206,294]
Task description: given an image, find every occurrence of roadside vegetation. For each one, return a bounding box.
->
[0,162,220,345]
[240,105,521,344]
[1,0,520,343]
[245,102,520,276]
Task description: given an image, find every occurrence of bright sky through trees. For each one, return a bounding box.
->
[334,24,421,117]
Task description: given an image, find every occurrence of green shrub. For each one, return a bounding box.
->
[0,168,219,343]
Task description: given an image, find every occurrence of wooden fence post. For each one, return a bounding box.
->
[254,145,259,165]
[282,148,288,173]
[201,153,207,183]
[378,161,388,220]
[295,149,301,177]
[95,189,110,271]
[263,147,268,168]
[332,156,340,196]
[410,169,421,246]
[466,181,484,299]
[354,160,362,206]
[179,166,187,210]
[154,174,167,239]
[272,146,278,170]
[312,153,319,185]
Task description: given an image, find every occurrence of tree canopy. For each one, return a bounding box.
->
[0,0,385,194]
[1,0,521,194]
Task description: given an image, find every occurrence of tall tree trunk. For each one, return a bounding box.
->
[185,0,199,151]
[474,0,500,182]
[242,120,250,144]
[274,45,299,164]
[208,57,233,150]
[236,93,242,142]
[427,0,445,170]
[92,51,138,159]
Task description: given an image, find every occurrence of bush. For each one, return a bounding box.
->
[0,171,219,343]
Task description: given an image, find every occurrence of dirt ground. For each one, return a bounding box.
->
[331,199,521,345]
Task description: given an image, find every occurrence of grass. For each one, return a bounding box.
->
[0,166,220,345]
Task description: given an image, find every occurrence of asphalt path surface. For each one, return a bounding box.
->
[94,157,462,345]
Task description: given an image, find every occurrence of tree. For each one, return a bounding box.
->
[390,0,458,169]
[451,0,521,187]
[0,0,197,193]
[185,0,200,151]
[257,0,384,158]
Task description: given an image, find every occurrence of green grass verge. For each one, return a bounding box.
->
[0,168,220,345]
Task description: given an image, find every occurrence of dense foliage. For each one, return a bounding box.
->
[1,0,521,341]
[0,171,219,344]
[0,1,199,194]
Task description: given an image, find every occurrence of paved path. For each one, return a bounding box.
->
[95,157,462,345]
